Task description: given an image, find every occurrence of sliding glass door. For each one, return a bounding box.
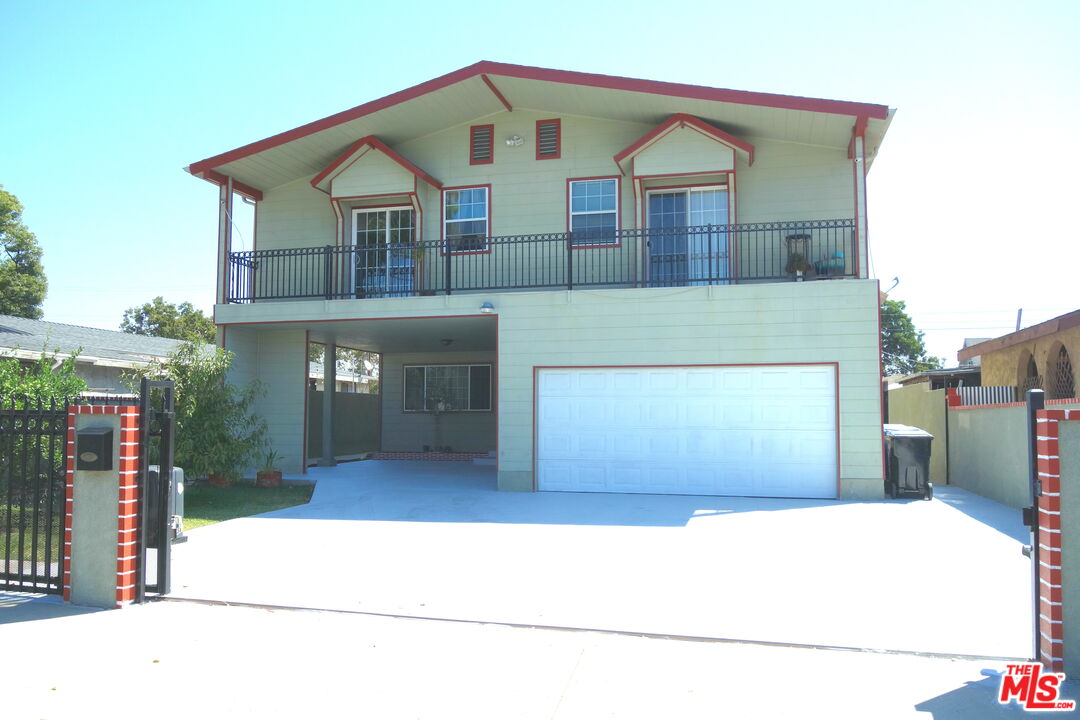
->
[646,187,729,286]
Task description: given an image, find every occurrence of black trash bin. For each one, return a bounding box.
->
[882,424,934,500]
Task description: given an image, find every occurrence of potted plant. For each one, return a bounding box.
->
[256,448,284,488]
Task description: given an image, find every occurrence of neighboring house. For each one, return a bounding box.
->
[894,366,982,390]
[187,61,893,499]
[959,309,1079,400]
[308,360,376,393]
[0,314,192,392]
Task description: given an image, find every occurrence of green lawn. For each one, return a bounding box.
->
[0,507,62,562]
[182,481,314,531]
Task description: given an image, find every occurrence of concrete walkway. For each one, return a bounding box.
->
[2,594,1060,719]
[170,461,1033,659]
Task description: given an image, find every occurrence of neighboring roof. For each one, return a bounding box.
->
[308,360,375,383]
[0,314,201,368]
[187,61,893,197]
[895,366,981,385]
[958,310,1080,363]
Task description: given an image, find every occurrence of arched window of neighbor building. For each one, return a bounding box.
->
[1019,352,1042,394]
[1047,344,1076,400]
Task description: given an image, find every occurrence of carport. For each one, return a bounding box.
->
[170,461,1031,659]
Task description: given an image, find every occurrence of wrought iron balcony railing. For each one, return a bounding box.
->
[225,219,856,303]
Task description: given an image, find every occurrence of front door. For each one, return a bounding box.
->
[352,208,416,298]
[646,188,729,286]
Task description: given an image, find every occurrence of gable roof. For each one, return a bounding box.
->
[310,135,442,194]
[0,315,206,368]
[187,61,892,197]
[614,113,756,170]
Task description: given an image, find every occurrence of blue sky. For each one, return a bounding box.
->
[3,0,1077,362]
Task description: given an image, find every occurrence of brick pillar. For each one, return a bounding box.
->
[1036,408,1080,673]
[64,404,141,608]
[945,387,962,407]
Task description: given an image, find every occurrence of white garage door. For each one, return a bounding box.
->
[536,365,837,498]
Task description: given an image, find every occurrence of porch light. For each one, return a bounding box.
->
[479,301,495,314]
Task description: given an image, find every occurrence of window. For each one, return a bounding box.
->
[568,178,618,246]
[470,124,493,165]
[403,364,492,412]
[444,187,489,252]
[536,119,560,159]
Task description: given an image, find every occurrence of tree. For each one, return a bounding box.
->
[881,299,943,376]
[127,343,265,482]
[0,347,87,404]
[308,343,380,393]
[0,188,48,319]
[121,296,216,344]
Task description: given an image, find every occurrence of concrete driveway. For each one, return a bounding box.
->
[171,460,1032,659]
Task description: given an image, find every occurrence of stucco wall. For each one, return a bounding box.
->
[947,400,1080,508]
[381,350,497,453]
[980,326,1080,400]
[886,384,947,486]
[307,391,380,459]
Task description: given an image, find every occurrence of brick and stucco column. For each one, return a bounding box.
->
[1036,408,1080,674]
[63,404,141,608]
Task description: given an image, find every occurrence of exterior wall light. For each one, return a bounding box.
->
[480,301,495,314]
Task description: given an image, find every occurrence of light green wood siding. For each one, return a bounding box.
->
[224,326,307,474]
[633,125,735,177]
[381,351,497,452]
[736,137,854,223]
[330,149,414,198]
[255,176,336,250]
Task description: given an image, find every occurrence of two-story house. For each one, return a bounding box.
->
[187,62,893,499]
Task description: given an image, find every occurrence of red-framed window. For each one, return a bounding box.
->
[469,124,494,165]
[443,186,490,252]
[536,119,561,160]
[568,177,619,246]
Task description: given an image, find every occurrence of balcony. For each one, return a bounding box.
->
[225,219,856,303]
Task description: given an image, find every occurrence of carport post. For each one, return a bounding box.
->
[320,342,337,467]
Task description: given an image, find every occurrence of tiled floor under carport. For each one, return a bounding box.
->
[170,460,1032,659]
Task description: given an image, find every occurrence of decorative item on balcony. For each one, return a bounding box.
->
[785,233,813,281]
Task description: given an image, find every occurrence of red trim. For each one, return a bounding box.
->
[565,175,621,248]
[469,124,494,166]
[535,119,561,160]
[218,313,493,327]
[481,74,513,112]
[847,116,869,159]
[950,401,1029,411]
[531,362,843,497]
[199,169,264,202]
[187,61,887,177]
[614,113,754,168]
[311,135,442,191]
[441,184,492,255]
[302,329,309,473]
[251,201,259,254]
[632,171,732,183]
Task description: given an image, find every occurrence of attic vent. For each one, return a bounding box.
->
[536,119,560,159]
[470,124,493,165]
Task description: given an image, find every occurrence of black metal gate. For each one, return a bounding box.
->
[0,398,68,594]
[135,378,176,602]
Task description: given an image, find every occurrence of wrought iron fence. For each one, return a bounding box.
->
[227,219,856,303]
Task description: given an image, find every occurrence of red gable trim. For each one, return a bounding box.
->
[187,61,889,176]
[614,113,755,168]
[847,115,869,159]
[481,74,512,112]
[310,136,442,192]
[198,170,264,202]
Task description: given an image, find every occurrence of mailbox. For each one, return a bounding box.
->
[76,426,114,471]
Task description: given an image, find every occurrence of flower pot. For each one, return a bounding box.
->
[208,473,232,488]
[255,470,283,488]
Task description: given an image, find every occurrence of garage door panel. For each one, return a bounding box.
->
[537,365,837,498]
